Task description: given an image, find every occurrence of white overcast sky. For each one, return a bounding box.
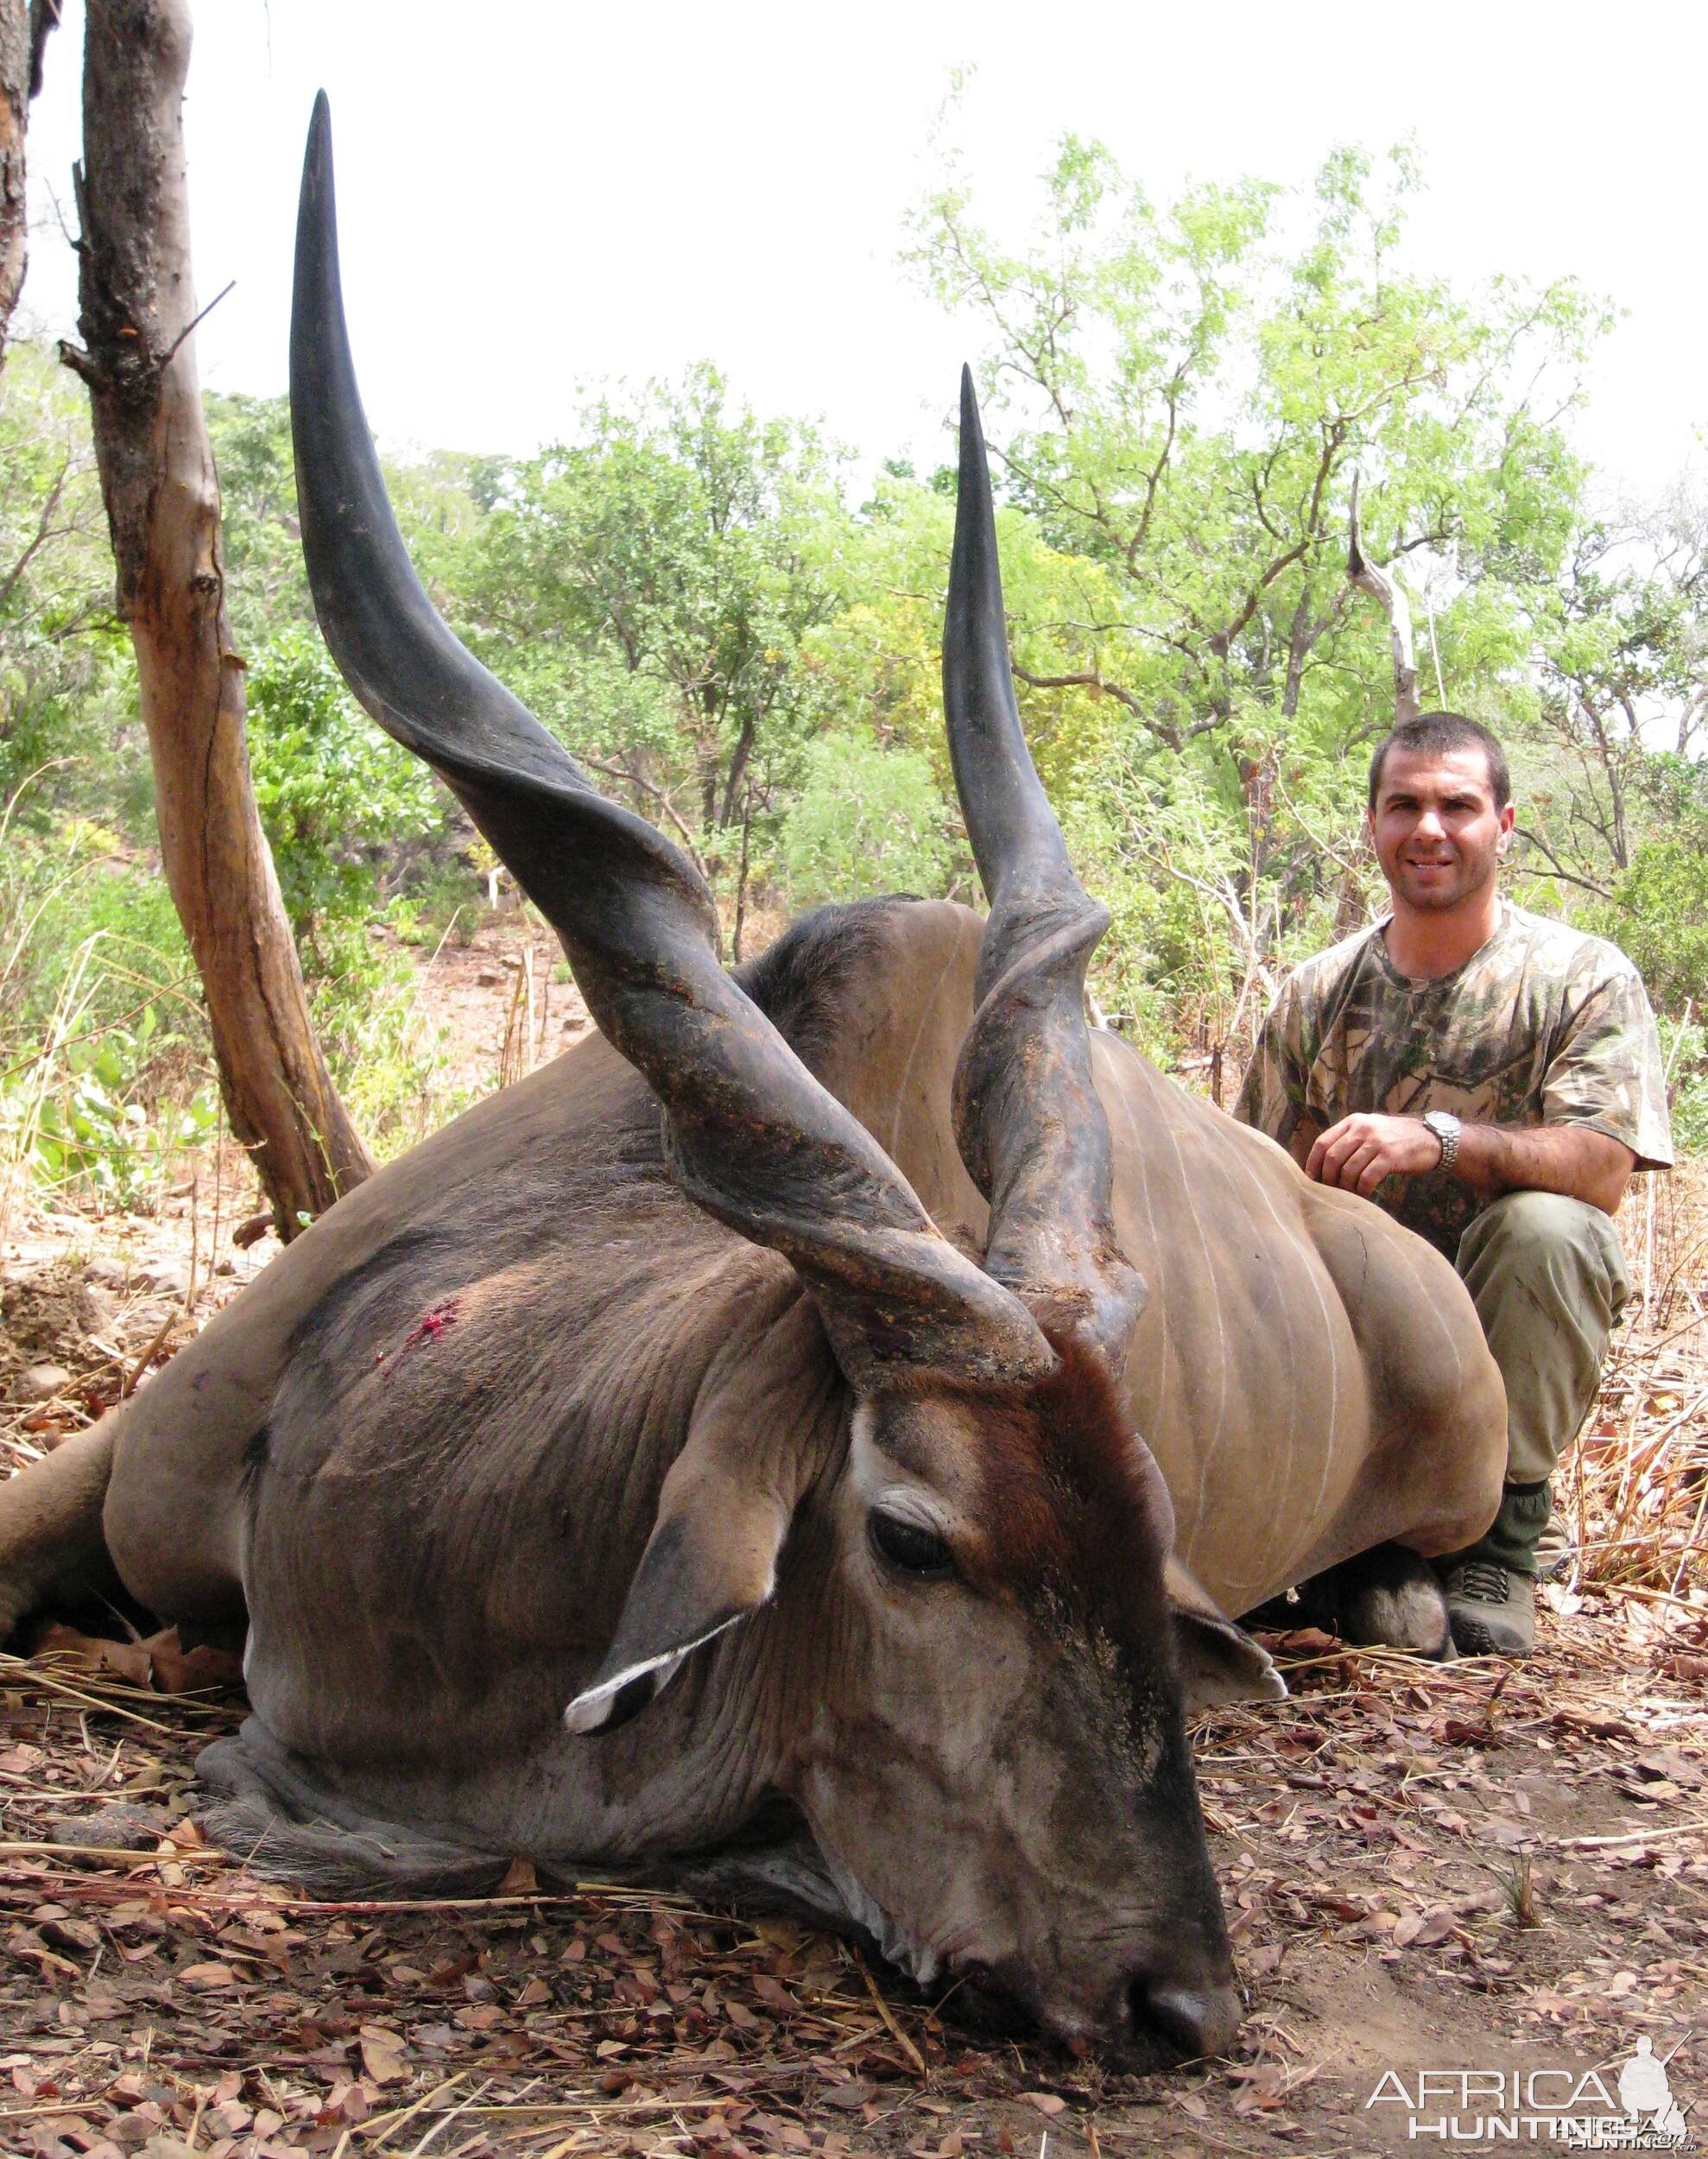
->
[16,1,1705,494]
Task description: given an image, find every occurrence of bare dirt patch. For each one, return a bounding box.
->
[389,905,591,1106]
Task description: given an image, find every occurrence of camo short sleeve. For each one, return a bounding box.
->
[1540,966,1673,1145]
[1234,903,1673,1259]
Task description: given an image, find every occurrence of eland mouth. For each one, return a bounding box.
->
[823,1859,1241,2070]
[824,1854,946,1989]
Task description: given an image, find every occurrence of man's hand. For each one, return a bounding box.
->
[1302,1113,1636,1214]
[1306,1113,1442,1198]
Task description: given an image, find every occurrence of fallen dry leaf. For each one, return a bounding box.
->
[358,2024,407,2086]
[33,1622,152,1688]
[142,1627,244,1695]
[819,2082,874,2112]
[28,1619,242,1695]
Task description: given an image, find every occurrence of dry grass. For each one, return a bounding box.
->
[1565,1161,1708,1603]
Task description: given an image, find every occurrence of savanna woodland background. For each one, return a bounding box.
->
[0,8,1705,2158]
[8,136,1708,1223]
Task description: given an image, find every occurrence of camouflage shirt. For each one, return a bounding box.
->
[1234,902,1674,1259]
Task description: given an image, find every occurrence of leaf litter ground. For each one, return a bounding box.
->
[1,1052,1705,2156]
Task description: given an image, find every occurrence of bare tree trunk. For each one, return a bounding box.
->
[61,0,372,1238]
[0,4,27,353]
[718,712,755,828]
[0,0,60,359]
[731,779,754,962]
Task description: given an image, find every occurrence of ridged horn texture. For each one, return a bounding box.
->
[944,370,1147,1366]
[291,97,1053,1391]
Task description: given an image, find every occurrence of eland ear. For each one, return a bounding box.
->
[563,1463,789,1734]
[564,1285,836,1736]
[1167,1555,1287,1711]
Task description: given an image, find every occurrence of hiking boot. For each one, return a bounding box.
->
[1439,1559,1535,1658]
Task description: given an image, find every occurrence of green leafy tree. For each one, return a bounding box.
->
[242,626,461,1159]
[204,391,312,646]
[1521,484,1708,896]
[209,390,486,654]
[0,343,130,801]
[907,130,1608,1061]
[451,364,855,921]
[1578,757,1708,1009]
[781,729,955,907]
[245,625,440,972]
[911,135,1597,765]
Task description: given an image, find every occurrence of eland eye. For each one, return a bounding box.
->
[870,1510,954,1579]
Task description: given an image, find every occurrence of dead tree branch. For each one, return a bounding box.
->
[1346,470,1421,724]
[0,0,61,359]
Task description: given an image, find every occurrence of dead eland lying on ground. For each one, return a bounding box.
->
[0,98,1505,2070]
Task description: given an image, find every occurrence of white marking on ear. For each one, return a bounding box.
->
[561,1611,746,1735]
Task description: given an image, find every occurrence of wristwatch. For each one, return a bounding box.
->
[1422,1110,1462,1174]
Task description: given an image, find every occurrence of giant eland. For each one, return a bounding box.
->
[0,98,1505,2067]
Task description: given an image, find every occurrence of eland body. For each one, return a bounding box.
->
[0,99,1504,2067]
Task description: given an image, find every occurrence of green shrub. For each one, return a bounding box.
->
[12,840,194,1035]
[780,731,952,908]
[0,809,219,1215]
[1585,840,1708,1021]
[28,1005,218,1207]
[245,627,441,972]
[311,942,469,1163]
[1655,1016,1708,1157]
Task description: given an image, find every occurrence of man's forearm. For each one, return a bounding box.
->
[1452,1122,1634,1214]
[1301,1110,1637,1212]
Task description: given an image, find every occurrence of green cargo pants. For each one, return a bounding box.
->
[1451,1189,1631,1574]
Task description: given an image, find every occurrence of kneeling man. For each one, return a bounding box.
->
[1237,712,1673,1656]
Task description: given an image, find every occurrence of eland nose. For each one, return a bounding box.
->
[1129,1972,1242,2062]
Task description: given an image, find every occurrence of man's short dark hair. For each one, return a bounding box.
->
[1367,711,1511,814]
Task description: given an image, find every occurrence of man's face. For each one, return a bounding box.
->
[1367,744,1515,914]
